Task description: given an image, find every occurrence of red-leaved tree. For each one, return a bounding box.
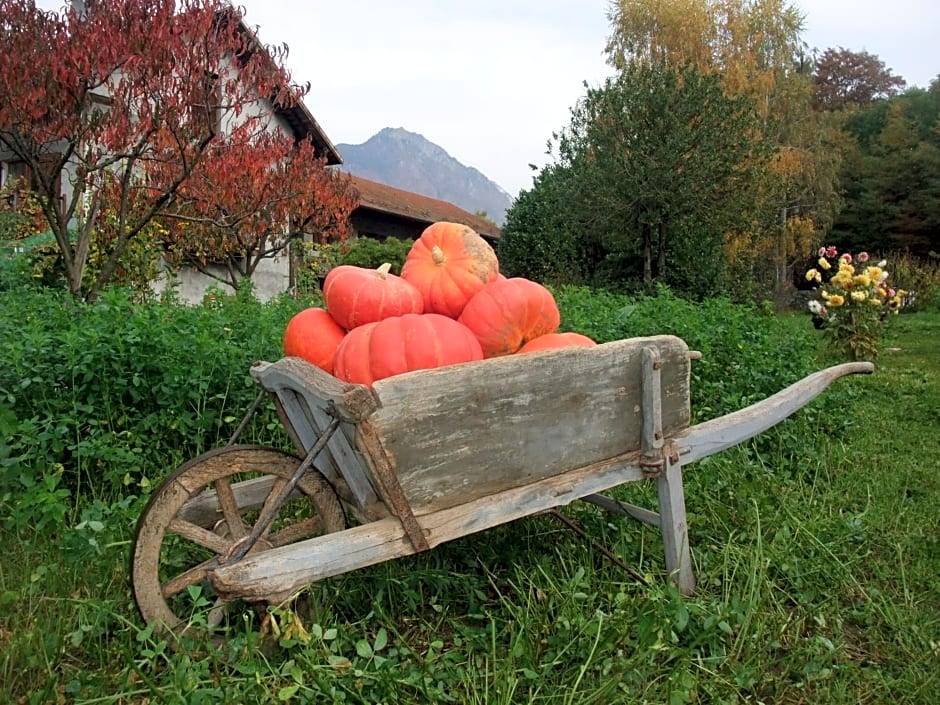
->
[157,133,357,291]
[0,0,351,298]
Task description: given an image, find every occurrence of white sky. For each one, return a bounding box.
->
[38,1,940,199]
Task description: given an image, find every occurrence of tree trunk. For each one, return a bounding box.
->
[642,223,653,283]
[656,220,667,279]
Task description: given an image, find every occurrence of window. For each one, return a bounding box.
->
[190,72,223,136]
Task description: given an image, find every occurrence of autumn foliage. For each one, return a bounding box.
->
[0,0,352,298]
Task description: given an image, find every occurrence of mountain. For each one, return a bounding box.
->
[336,127,514,227]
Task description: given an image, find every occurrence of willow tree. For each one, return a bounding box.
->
[605,0,841,297]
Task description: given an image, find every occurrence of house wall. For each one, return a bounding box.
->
[151,254,290,303]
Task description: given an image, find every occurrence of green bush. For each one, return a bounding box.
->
[0,283,309,498]
[889,251,940,312]
[298,236,416,295]
[553,284,818,419]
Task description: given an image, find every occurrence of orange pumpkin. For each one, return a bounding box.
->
[517,332,597,353]
[283,307,347,374]
[333,313,484,387]
[458,277,561,357]
[323,262,424,330]
[401,222,499,318]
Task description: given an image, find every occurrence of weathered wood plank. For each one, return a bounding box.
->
[209,449,651,602]
[657,454,694,595]
[251,358,377,422]
[676,361,874,465]
[581,493,660,527]
[367,336,691,513]
[253,359,381,509]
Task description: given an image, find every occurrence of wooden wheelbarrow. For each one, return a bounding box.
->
[130,335,873,636]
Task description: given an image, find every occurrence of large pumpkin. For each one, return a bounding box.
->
[282,307,347,375]
[333,313,484,387]
[517,332,597,353]
[323,262,424,330]
[401,222,499,319]
[458,277,561,357]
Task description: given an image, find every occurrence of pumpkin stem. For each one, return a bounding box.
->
[431,245,446,265]
[376,262,392,279]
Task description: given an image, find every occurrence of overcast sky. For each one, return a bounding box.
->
[39,1,940,199]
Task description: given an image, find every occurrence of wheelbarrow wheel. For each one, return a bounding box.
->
[131,444,346,640]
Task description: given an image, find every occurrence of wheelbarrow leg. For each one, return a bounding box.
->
[657,454,695,595]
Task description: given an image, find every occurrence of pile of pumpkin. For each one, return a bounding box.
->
[283,221,596,387]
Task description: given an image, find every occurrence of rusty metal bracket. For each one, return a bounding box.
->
[226,390,267,447]
[544,509,649,586]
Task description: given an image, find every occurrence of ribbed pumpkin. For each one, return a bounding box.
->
[458,277,561,357]
[333,313,484,387]
[323,262,424,330]
[282,307,347,375]
[401,222,499,319]
[517,332,597,353]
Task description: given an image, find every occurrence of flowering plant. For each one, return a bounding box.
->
[804,246,906,360]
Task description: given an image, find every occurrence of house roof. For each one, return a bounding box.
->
[233,16,342,165]
[347,174,501,240]
[278,102,342,165]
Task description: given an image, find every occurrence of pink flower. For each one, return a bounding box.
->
[858,252,870,262]
[818,246,827,257]
[840,253,853,264]
[826,246,838,258]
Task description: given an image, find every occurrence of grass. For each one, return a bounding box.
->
[1,311,938,704]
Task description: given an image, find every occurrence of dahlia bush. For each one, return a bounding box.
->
[804,246,906,361]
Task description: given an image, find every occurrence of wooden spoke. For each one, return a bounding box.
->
[269,516,324,547]
[207,599,227,627]
[257,476,289,538]
[161,558,219,599]
[167,517,231,554]
[131,445,346,641]
[213,476,248,539]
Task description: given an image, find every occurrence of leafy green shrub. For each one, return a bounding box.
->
[888,250,940,312]
[298,236,416,293]
[553,284,818,420]
[0,284,306,500]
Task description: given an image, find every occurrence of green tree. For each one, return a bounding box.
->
[504,63,770,296]
[832,82,940,258]
[605,0,840,300]
[498,164,593,284]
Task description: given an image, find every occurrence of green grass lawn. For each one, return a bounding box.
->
[1,312,937,704]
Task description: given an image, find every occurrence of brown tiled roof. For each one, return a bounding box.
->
[347,174,501,239]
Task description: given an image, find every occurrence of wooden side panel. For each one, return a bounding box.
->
[368,335,691,513]
[251,358,381,509]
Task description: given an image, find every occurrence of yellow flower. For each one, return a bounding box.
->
[851,291,867,302]
[853,274,871,287]
[869,298,882,307]
[805,268,821,282]
[818,257,831,270]
[828,294,845,307]
[865,266,883,281]
[831,272,852,288]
